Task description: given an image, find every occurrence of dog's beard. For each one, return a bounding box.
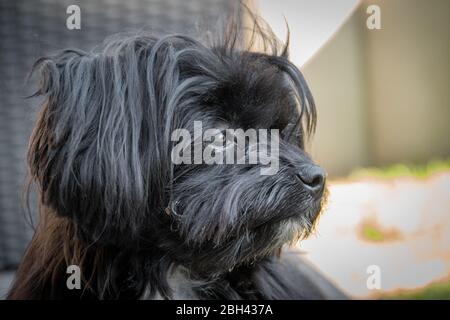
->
[165,164,327,274]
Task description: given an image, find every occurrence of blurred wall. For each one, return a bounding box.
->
[302,7,370,176]
[306,0,450,175]
[261,0,450,176]
[363,0,450,166]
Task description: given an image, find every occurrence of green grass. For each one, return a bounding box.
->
[362,225,385,242]
[383,280,450,300]
[358,218,402,243]
[349,158,450,180]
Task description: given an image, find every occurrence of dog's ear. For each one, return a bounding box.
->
[222,9,317,138]
[28,42,170,246]
[267,55,317,138]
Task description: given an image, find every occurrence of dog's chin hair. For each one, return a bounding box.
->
[255,187,329,259]
[238,210,322,268]
[274,192,328,248]
[280,218,312,245]
[274,215,315,245]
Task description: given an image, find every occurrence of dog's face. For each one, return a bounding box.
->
[165,51,326,273]
[29,30,326,275]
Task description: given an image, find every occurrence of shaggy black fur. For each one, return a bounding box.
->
[7,10,344,300]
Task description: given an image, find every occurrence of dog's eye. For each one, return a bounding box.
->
[210,130,236,151]
[281,122,304,146]
[280,123,294,139]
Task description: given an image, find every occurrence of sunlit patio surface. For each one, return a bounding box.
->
[299,170,450,299]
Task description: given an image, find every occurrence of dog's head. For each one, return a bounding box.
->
[29,16,326,274]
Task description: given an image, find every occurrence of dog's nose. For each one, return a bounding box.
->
[296,165,326,196]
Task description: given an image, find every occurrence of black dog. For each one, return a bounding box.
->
[8,13,345,299]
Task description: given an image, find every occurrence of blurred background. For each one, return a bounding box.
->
[257,0,450,299]
[0,0,449,299]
